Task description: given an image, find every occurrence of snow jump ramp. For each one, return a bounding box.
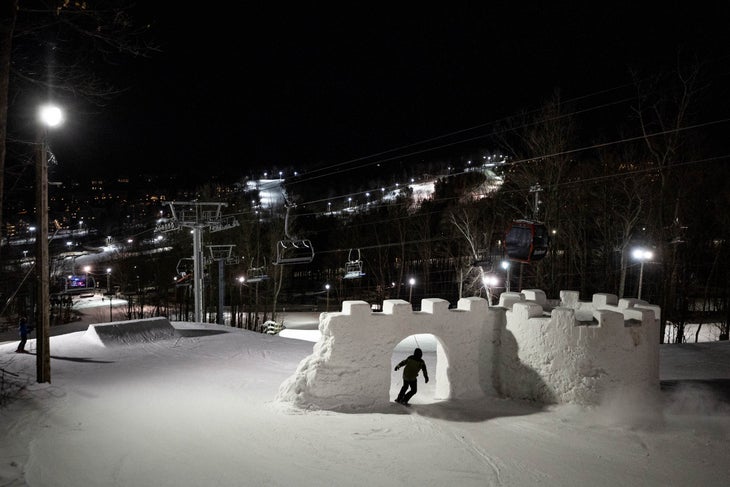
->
[83,317,177,347]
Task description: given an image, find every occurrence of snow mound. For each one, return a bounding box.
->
[83,317,176,347]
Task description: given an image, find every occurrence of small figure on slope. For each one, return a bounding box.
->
[394,347,429,406]
[15,316,30,353]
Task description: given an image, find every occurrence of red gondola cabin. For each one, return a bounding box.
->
[504,220,549,263]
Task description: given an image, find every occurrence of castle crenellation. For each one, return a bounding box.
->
[277,290,660,411]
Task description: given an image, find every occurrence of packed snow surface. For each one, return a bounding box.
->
[1,316,729,486]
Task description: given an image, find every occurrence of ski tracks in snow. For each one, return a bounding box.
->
[406,409,506,486]
[449,431,504,485]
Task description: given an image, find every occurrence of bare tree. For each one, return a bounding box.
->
[0,0,159,245]
[448,196,502,300]
[449,209,486,295]
[497,91,576,294]
[0,0,17,251]
[632,61,705,342]
[590,145,649,298]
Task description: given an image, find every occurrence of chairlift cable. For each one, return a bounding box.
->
[1,226,63,318]
[288,78,648,185]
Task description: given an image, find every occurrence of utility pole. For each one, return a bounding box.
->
[35,123,50,383]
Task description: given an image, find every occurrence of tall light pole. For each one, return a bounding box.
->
[237,276,245,327]
[632,248,653,300]
[237,276,245,301]
[408,277,415,304]
[35,104,63,383]
[325,283,330,312]
[501,260,511,292]
[107,294,114,322]
[103,268,113,322]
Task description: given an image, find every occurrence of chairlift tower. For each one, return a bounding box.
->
[156,202,239,323]
[207,244,239,325]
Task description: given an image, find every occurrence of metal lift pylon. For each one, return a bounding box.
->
[156,201,240,323]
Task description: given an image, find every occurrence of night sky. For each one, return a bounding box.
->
[52,3,730,182]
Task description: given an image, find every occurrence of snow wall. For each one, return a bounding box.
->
[277,290,660,411]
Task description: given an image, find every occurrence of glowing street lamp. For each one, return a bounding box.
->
[632,248,653,300]
[325,283,331,311]
[40,104,63,127]
[35,103,63,383]
[106,267,112,292]
[408,277,416,304]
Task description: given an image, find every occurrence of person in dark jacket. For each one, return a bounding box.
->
[394,347,429,405]
[15,316,29,353]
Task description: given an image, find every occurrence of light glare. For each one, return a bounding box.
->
[39,105,63,127]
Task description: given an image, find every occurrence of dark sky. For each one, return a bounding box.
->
[55,3,730,182]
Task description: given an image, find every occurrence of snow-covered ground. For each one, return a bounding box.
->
[1,307,729,486]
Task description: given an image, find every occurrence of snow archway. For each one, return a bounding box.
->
[277,297,493,411]
[391,333,447,404]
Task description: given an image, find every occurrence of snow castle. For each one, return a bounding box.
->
[277,290,660,411]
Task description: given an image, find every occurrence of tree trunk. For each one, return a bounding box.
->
[0,1,17,242]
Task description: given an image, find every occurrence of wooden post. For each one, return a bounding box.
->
[35,129,50,383]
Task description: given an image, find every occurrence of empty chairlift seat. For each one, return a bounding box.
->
[274,203,315,265]
[275,238,314,265]
[247,262,269,283]
[343,249,365,279]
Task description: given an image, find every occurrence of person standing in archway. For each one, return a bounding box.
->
[394,348,429,406]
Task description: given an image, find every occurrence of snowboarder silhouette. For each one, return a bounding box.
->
[394,347,429,406]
